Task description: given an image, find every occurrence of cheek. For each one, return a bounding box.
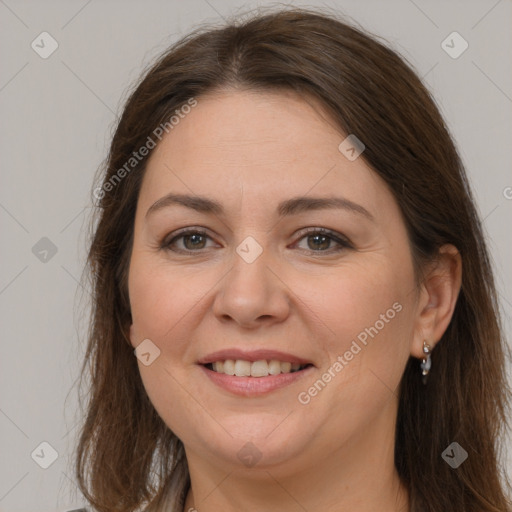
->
[308,259,415,402]
[309,262,410,351]
[128,254,202,344]
[290,261,415,450]
[128,255,206,439]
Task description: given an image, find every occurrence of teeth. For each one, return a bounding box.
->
[268,360,282,375]
[281,362,292,373]
[234,360,251,377]
[251,360,269,377]
[212,361,224,373]
[209,359,307,377]
[223,360,235,375]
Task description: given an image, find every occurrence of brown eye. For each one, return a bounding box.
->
[294,228,352,254]
[163,229,215,253]
[306,233,331,251]
[181,233,207,250]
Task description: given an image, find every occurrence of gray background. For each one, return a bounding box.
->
[0,0,511,510]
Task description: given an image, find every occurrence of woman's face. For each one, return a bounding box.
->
[128,89,423,473]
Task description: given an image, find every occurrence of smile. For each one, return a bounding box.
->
[200,362,314,397]
[205,359,311,377]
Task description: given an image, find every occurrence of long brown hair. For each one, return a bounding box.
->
[75,6,512,511]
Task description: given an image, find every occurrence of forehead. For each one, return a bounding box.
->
[139,89,392,218]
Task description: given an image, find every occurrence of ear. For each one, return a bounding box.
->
[129,323,136,348]
[410,244,462,359]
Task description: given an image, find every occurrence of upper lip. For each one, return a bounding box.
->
[197,349,314,365]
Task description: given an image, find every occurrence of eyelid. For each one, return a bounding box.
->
[294,227,352,245]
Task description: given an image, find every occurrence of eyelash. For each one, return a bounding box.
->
[161,227,353,255]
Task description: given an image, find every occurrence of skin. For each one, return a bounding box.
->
[128,89,462,512]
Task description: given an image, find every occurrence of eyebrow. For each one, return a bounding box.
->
[145,193,374,221]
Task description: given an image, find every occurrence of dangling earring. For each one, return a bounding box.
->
[420,341,432,385]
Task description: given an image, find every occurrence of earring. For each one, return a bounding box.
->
[420,341,432,385]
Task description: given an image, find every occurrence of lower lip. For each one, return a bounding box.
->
[199,365,314,397]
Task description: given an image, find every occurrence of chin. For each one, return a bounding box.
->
[191,417,315,471]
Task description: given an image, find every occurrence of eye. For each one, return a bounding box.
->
[161,227,352,255]
[293,228,352,254]
[162,229,216,253]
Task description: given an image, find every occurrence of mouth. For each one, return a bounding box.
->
[197,349,315,396]
[203,359,313,377]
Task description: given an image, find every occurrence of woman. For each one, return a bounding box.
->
[75,7,511,512]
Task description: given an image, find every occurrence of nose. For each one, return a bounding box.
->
[211,246,291,329]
